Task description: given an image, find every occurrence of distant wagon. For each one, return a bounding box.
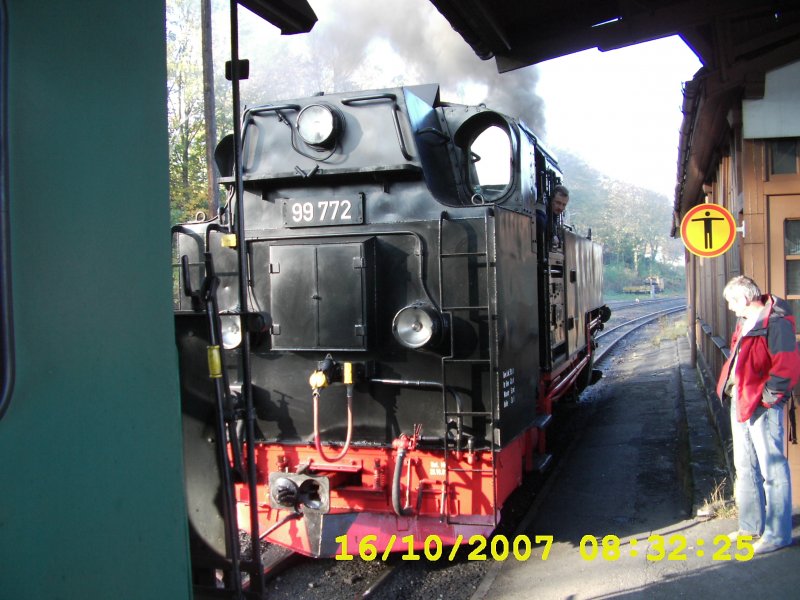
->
[623,276,664,294]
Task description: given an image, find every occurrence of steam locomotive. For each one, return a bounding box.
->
[172,84,609,572]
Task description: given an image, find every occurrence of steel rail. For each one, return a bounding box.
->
[594,305,686,364]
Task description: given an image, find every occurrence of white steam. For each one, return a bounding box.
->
[235,0,546,135]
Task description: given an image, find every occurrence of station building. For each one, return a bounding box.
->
[673,31,800,504]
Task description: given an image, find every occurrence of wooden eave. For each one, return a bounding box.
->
[673,14,800,231]
[428,1,800,72]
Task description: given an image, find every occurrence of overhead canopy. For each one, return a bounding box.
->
[239,0,317,34]
[430,0,800,230]
[672,3,800,226]
[428,0,800,72]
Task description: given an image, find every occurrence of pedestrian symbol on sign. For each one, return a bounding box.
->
[691,210,726,249]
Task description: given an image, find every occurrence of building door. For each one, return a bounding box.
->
[768,194,800,509]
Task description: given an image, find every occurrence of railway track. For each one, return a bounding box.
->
[595,298,687,364]
[606,295,682,310]
[239,298,690,599]
[359,559,402,598]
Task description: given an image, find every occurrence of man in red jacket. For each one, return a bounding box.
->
[717,275,800,554]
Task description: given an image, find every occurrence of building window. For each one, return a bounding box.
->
[770,139,798,175]
[785,220,800,319]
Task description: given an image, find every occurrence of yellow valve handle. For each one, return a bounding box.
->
[309,370,328,390]
[343,362,353,385]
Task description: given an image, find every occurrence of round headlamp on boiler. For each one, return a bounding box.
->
[392,304,447,350]
[295,103,343,149]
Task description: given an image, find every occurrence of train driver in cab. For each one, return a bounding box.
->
[551,184,570,219]
[550,184,570,249]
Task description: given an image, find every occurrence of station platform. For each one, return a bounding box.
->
[472,331,800,599]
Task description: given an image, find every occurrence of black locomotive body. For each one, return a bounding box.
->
[173,84,608,563]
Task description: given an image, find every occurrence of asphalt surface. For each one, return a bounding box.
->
[472,330,800,599]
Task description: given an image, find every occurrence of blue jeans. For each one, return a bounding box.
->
[730,397,793,545]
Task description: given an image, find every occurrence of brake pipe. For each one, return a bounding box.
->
[391,427,421,516]
[310,362,354,463]
[392,446,412,516]
[369,378,467,452]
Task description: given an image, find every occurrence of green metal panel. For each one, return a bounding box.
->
[0,1,192,598]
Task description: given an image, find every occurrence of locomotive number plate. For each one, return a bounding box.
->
[282,196,363,228]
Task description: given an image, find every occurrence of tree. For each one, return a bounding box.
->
[200,0,219,216]
[167,0,210,223]
[560,151,685,292]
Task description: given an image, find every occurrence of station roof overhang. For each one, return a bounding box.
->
[427,1,800,235]
[426,0,791,73]
[671,5,800,235]
[239,0,317,34]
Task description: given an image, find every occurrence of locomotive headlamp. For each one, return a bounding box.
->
[296,104,341,148]
[220,314,242,349]
[392,304,443,349]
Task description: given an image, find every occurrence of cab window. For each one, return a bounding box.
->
[468,125,512,202]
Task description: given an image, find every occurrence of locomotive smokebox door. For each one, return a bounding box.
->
[268,240,373,350]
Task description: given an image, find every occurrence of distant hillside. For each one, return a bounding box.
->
[555,150,686,294]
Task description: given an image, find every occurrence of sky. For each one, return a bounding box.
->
[536,39,702,198]
[233,0,703,199]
